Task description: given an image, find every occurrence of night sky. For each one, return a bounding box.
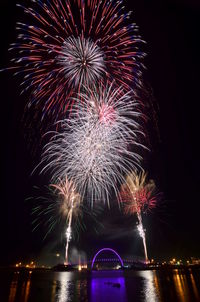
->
[0,0,199,266]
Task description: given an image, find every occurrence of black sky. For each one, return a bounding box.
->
[0,0,200,265]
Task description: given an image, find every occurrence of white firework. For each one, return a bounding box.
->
[41,84,146,205]
[51,177,81,264]
[58,36,105,89]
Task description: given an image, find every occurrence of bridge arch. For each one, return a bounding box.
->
[91,248,124,269]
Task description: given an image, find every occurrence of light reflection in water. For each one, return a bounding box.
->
[190,272,200,300]
[153,271,162,298]
[8,275,18,302]
[55,272,72,302]
[138,270,160,302]
[173,270,189,301]
[24,279,31,302]
[91,271,127,302]
[6,268,200,302]
[8,273,31,302]
[51,280,57,302]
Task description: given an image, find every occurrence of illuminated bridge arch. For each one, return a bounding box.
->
[91,248,124,269]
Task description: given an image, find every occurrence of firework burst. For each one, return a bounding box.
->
[40,84,146,205]
[120,171,157,262]
[58,36,105,89]
[32,178,82,264]
[5,0,145,127]
[51,177,81,264]
[121,171,157,215]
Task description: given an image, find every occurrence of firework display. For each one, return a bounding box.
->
[120,171,157,262]
[5,0,160,264]
[58,36,105,89]
[32,178,82,264]
[121,171,157,214]
[51,177,81,264]
[7,0,145,127]
[40,84,145,205]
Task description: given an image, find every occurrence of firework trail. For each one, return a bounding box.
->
[40,83,146,205]
[32,178,82,264]
[31,182,104,263]
[50,177,82,264]
[4,0,145,128]
[120,171,157,262]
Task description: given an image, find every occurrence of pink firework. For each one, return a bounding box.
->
[6,0,145,126]
[120,171,157,215]
[98,103,116,125]
[40,83,145,205]
[120,171,158,262]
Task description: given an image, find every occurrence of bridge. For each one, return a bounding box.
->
[90,248,124,269]
[53,248,147,271]
[86,247,145,269]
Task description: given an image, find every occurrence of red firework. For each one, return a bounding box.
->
[98,103,116,125]
[6,0,145,126]
[120,172,157,215]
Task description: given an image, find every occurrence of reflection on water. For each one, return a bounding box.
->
[172,269,200,302]
[2,268,200,302]
[8,272,31,302]
[51,280,57,302]
[91,271,127,302]
[190,271,200,300]
[173,270,189,301]
[55,273,71,302]
[8,275,18,302]
[138,271,161,301]
[23,278,31,302]
[53,272,87,302]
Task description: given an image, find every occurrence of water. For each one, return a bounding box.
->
[0,268,200,302]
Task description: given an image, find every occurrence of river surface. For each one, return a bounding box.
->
[0,268,200,302]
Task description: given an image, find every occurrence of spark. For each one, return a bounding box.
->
[120,171,157,215]
[120,171,158,262]
[58,36,105,89]
[40,83,146,205]
[30,182,103,263]
[51,177,81,264]
[4,0,145,130]
[31,178,82,264]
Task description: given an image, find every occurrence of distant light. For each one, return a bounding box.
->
[56,253,60,257]
[78,265,82,271]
